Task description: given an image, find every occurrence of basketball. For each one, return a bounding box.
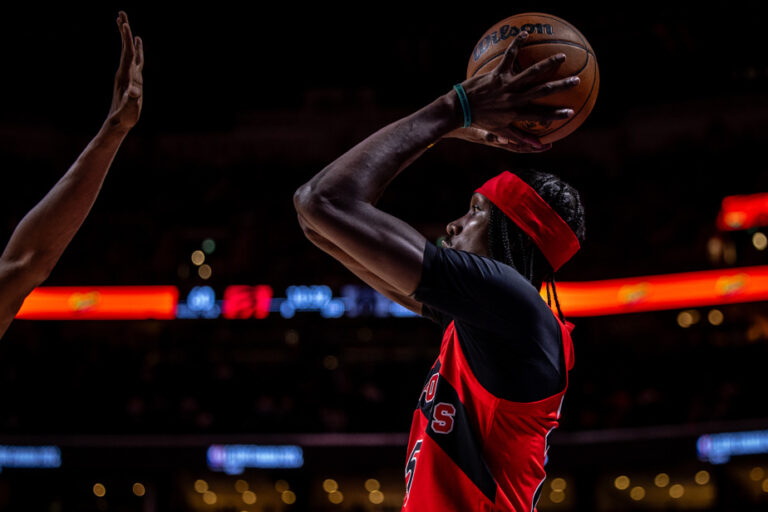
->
[467,13,599,144]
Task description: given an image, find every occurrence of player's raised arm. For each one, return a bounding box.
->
[0,11,144,338]
[293,31,578,306]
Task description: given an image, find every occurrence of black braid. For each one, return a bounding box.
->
[500,214,514,268]
[486,169,586,321]
[545,280,552,307]
[551,277,565,323]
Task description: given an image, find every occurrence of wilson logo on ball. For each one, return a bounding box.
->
[473,23,554,62]
[467,13,600,144]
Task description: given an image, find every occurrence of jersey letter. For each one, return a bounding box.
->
[431,402,456,434]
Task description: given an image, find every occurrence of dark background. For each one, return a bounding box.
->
[0,3,767,511]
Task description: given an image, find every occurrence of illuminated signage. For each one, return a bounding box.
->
[716,192,768,231]
[0,446,61,472]
[222,285,273,319]
[176,286,221,319]
[14,266,768,321]
[548,266,768,316]
[16,287,178,320]
[207,445,303,474]
[697,429,768,464]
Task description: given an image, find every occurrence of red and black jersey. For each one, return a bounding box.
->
[405,244,575,512]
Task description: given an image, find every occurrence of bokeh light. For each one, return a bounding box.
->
[242,491,257,504]
[708,309,724,326]
[282,490,296,504]
[202,238,216,254]
[369,490,384,504]
[753,232,767,250]
[234,479,248,493]
[322,479,338,493]
[194,480,208,493]
[669,484,684,498]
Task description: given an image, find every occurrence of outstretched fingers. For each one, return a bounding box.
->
[135,36,144,70]
[513,53,566,88]
[116,12,135,73]
[525,76,580,101]
[501,126,552,152]
[495,31,529,75]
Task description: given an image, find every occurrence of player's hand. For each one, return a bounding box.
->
[460,31,579,146]
[443,126,552,153]
[106,11,144,132]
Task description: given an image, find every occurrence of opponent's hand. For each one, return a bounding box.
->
[460,31,579,147]
[443,126,552,153]
[106,11,144,132]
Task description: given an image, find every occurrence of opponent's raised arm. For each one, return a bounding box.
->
[294,31,578,305]
[0,11,144,338]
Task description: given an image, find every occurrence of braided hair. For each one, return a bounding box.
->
[487,170,586,322]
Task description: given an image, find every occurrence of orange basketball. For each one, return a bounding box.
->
[467,13,599,143]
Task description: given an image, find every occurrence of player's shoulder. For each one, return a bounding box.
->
[439,247,551,314]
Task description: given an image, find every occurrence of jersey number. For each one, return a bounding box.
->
[404,439,423,501]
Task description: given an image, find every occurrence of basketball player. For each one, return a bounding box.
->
[295,31,585,511]
[0,12,143,339]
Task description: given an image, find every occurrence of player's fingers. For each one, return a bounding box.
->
[513,53,566,87]
[496,31,528,74]
[511,142,552,153]
[135,36,144,70]
[496,125,549,150]
[524,76,580,100]
[123,22,135,57]
[511,106,574,122]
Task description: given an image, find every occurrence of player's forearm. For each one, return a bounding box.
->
[297,212,423,313]
[0,123,129,284]
[295,91,461,211]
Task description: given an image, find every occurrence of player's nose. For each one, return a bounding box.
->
[446,219,462,236]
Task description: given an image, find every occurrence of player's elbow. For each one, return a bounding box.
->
[0,251,52,299]
[293,183,314,218]
[293,182,344,224]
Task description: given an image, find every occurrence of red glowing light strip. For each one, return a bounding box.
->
[15,286,178,320]
[716,192,768,231]
[544,266,768,317]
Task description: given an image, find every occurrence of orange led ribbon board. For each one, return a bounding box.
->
[545,266,768,317]
[15,286,178,320]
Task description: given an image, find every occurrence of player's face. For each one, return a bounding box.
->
[442,193,491,256]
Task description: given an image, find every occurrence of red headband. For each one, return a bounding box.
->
[476,172,580,271]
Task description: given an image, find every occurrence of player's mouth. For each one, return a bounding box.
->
[441,237,452,248]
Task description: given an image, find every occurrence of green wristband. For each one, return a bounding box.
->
[453,84,471,128]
